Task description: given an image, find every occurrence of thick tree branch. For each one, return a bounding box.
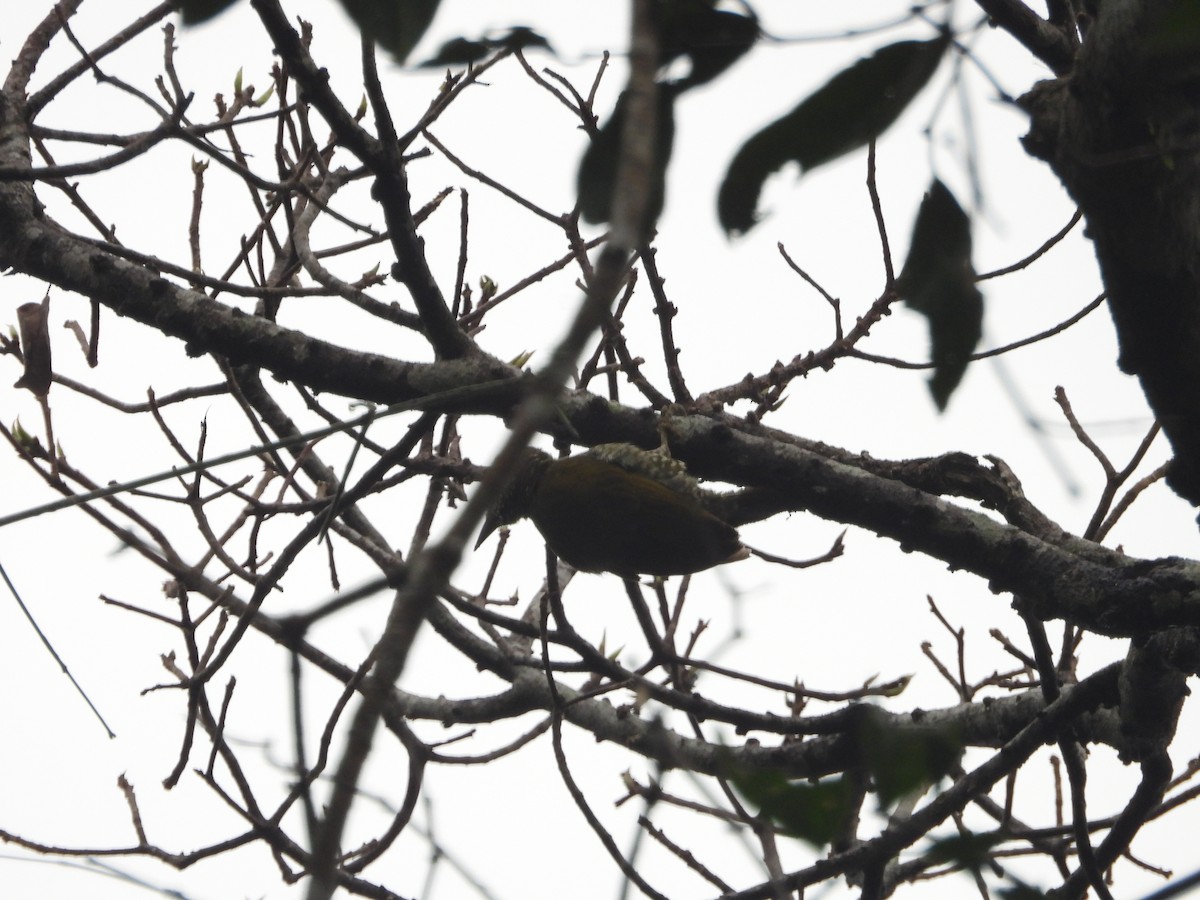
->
[973,0,1077,75]
[0,104,513,402]
[659,414,1200,638]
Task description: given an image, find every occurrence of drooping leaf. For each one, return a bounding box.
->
[926,832,1051,896]
[724,709,961,847]
[577,85,677,227]
[338,0,440,62]
[184,0,441,61]
[924,831,1004,869]
[857,706,963,806]
[418,26,552,69]
[654,0,760,91]
[718,33,950,234]
[419,37,491,68]
[14,297,52,398]
[489,26,552,54]
[729,767,858,848]
[178,0,242,25]
[896,180,983,411]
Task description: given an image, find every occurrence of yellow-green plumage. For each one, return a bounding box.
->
[476,445,743,577]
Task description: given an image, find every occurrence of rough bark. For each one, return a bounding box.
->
[1018,0,1200,505]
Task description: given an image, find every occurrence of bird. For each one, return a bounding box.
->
[475,443,747,577]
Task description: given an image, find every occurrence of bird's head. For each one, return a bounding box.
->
[475,447,554,551]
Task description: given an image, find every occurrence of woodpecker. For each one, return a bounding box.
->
[475,444,747,577]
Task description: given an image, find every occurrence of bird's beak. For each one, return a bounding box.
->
[475,511,501,551]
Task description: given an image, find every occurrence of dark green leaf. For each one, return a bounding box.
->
[178,0,242,25]
[654,1,760,90]
[857,707,963,806]
[488,26,552,54]
[338,0,440,62]
[419,37,490,68]
[929,834,1050,900]
[730,767,858,848]
[719,33,949,234]
[577,86,677,227]
[896,180,983,411]
[417,27,551,69]
[925,832,1004,869]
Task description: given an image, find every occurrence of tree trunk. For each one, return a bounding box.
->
[1019,0,1200,505]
